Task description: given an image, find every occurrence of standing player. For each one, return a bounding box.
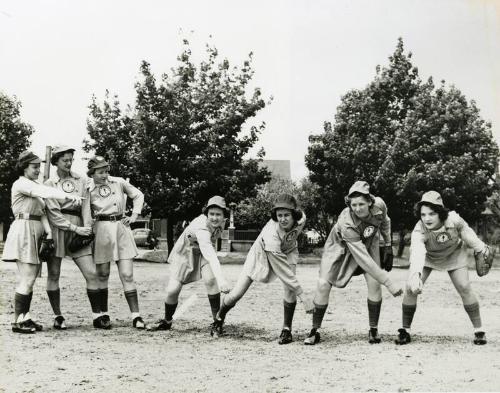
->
[147,196,231,332]
[395,191,492,345]
[2,151,83,333]
[304,181,402,345]
[44,145,101,330]
[82,156,146,329]
[213,194,314,344]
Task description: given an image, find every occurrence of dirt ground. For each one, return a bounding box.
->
[1,259,500,393]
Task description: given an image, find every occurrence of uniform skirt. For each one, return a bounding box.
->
[169,246,209,284]
[52,213,92,259]
[424,242,469,271]
[93,221,138,264]
[2,219,44,264]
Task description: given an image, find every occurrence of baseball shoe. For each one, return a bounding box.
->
[473,331,487,345]
[368,327,381,344]
[278,329,293,345]
[23,319,43,331]
[101,315,112,329]
[133,316,146,330]
[394,328,411,345]
[210,319,224,337]
[11,321,36,334]
[93,315,107,329]
[146,319,172,331]
[53,316,67,330]
[304,328,321,345]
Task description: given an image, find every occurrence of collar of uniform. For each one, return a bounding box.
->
[53,171,80,184]
[87,177,117,191]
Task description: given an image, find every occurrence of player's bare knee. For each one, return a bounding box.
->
[317,278,332,296]
[456,281,473,297]
[203,275,218,291]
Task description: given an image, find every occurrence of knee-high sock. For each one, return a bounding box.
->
[217,298,235,322]
[124,289,140,314]
[86,289,101,314]
[99,288,108,314]
[14,292,31,322]
[312,303,328,329]
[367,299,382,328]
[464,302,482,329]
[164,303,177,322]
[402,304,417,329]
[283,301,297,330]
[207,293,221,320]
[47,289,62,316]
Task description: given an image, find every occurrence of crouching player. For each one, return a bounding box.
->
[304,181,403,345]
[148,196,231,332]
[213,194,314,344]
[395,191,493,345]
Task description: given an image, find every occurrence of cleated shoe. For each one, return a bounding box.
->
[304,328,321,345]
[368,327,381,344]
[11,321,36,334]
[210,319,224,337]
[101,315,112,329]
[133,316,146,329]
[146,319,172,331]
[394,328,411,345]
[53,316,67,330]
[278,329,293,345]
[23,319,43,331]
[93,316,106,329]
[473,331,487,345]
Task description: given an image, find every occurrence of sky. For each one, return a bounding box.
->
[1,0,499,180]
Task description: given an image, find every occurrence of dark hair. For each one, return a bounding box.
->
[414,202,449,222]
[345,192,375,207]
[271,208,302,222]
[87,165,110,178]
[203,205,228,218]
[15,161,31,176]
[51,150,74,166]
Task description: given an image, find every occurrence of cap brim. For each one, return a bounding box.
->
[29,158,42,164]
[91,162,110,170]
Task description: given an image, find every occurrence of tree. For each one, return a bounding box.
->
[0,92,34,236]
[85,39,270,249]
[306,38,499,255]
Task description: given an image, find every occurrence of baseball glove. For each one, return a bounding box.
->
[475,245,496,277]
[380,245,394,272]
[68,233,95,253]
[38,235,55,262]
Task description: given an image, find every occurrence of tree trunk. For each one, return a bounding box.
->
[167,218,174,256]
[397,229,406,257]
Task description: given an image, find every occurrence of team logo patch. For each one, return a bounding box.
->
[98,185,112,198]
[363,226,375,238]
[285,229,298,243]
[61,179,76,193]
[436,232,451,244]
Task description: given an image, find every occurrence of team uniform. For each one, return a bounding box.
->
[215,194,313,344]
[396,191,490,345]
[305,181,400,345]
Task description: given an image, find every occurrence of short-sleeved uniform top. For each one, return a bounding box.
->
[409,211,485,275]
[243,217,306,296]
[2,176,71,264]
[168,214,224,284]
[45,171,91,259]
[82,176,144,264]
[319,197,392,288]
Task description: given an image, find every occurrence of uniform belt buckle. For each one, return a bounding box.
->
[19,213,28,220]
[110,215,118,222]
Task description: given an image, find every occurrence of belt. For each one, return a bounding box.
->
[16,213,41,221]
[96,214,123,222]
[61,209,81,217]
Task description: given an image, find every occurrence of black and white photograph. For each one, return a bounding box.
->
[1,1,500,392]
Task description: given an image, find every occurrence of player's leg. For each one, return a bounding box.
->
[304,277,332,345]
[116,258,145,329]
[12,262,40,333]
[279,264,298,345]
[147,277,183,331]
[95,262,111,329]
[395,267,432,344]
[73,255,101,325]
[364,272,382,343]
[46,256,65,329]
[448,267,486,345]
[201,262,221,321]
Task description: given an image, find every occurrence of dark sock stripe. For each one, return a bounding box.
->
[124,289,139,313]
[87,289,101,313]
[99,288,108,313]
[402,304,417,329]
[464,302,481,329]
[165,303,177,321]
[47,289,62,315]
[14,292,31,321]
[283,300,297,330]
[367,299,382,328]
[208,293,221,320]
[312,303,328,329]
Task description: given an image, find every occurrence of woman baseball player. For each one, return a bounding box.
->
[212,194,314,344]
[395,191,493,345]
[147,196,231,332]
[44,145,100,330]
[81,156,146,329]
[304,181,403,345]
[2,151,83,333]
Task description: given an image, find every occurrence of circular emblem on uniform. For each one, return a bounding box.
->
[363,226,375,238]
[61,179,76,193]
[98,185,112,198]
[285,229,298,243]
[436,232,451,244]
